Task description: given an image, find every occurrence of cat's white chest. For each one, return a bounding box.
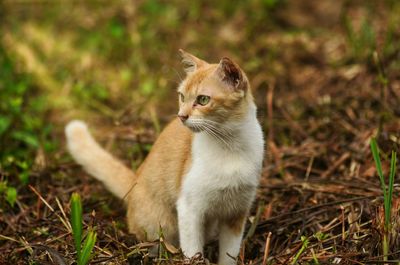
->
[190,138,258,187]
[179,119,264,215]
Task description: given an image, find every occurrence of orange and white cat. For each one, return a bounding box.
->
[65,50,264,265]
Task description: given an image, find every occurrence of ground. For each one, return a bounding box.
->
[0,1,400,264]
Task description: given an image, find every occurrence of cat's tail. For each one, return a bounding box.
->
[65,120,135,199]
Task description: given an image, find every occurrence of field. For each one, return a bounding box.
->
[1,1,400,264]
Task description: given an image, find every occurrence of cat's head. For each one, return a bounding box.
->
[177,50,253,133]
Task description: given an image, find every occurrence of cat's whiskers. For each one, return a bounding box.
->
[201,118,233,129]
[201,123,232,143]
[192,123,203,134]
[202,120,234,138]
[202,125,232,149]
[201,120,234,140]
[199,119,235,142]
[189,119,234,149]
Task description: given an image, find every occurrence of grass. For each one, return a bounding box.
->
[70,193,97,265]
[343,16,376,62]
[0,182,17,207]
[291,236,309,265]
[370,138,397,261]
[0,44,57,198]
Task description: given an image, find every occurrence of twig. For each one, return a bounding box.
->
[56,197,72,232]
[305,156,314,181]
[29,185,54,212]
[321,152,351,178]
[256,195,376,231]
[0,234,19,243]
[262,232,272,265]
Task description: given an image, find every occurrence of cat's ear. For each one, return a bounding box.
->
[179,49,207,73]
[215,57,247,91]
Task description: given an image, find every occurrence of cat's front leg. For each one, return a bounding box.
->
[218,215,246,265]
[177,196,205,258]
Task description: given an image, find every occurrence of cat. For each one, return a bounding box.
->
[65,50,264,265]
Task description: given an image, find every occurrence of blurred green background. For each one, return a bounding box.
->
[0,0,399,205]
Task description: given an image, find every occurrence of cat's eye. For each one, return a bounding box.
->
[179,93,185,102]
[196,95,210,106]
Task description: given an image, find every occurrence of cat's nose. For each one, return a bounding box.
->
[178,115,189,122]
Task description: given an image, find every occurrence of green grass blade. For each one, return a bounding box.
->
[370,138,392,231]
[5,187,17,207]
[370,138,388,197]
[387,151,397,227]
[370,138,386,187]
[78,230,97,265]
[291,236,309,265]
[70,193,83,259]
